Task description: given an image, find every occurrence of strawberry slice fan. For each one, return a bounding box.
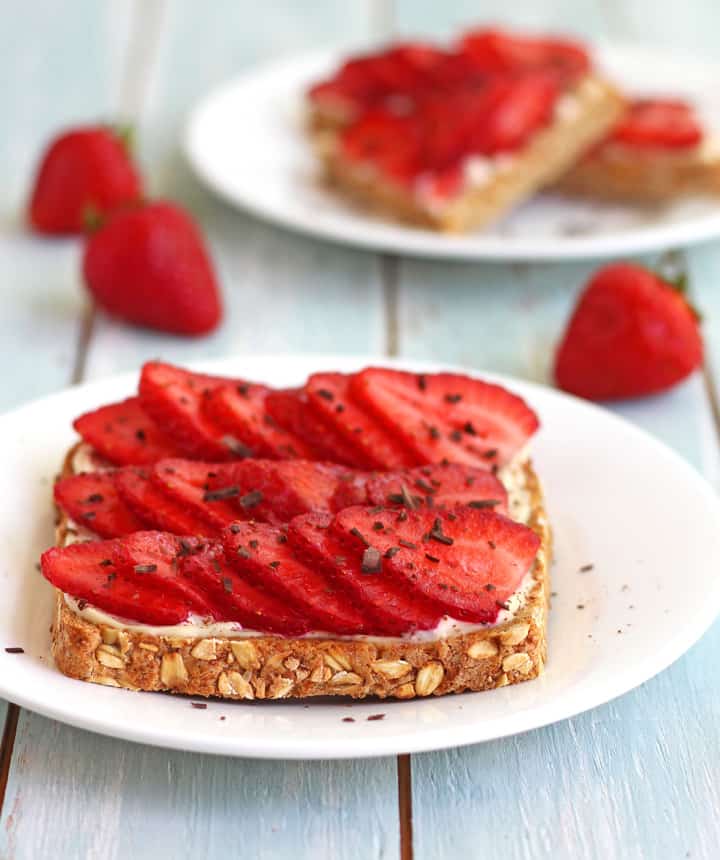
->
[48,362,542,636]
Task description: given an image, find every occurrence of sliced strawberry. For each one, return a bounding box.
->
[73,397,179,466]
[333,507,540,623]
[225,459,359,523]
[367,463,508,514]
[138,362,243,460]
[340,109,420,186]
[460,28,590,84]
[305,372,416,469]
[265,388,365,466]
[114,467,218,537]
[223,521,367,634]
[350,368,539,468]
[179,542,309,636]
[151,460,242,530]
[203,383,317,460]
[110,532,218,616]
[611,99,703,149]
[327,467,371,510]
[289,513,443,635]
[54,472,146,538]
[40,534,210,625]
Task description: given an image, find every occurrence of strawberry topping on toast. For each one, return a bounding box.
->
[73,397,179,466]
[54,472,146,538]
[350,368,538,468]
[332,506,540,623]
[223,521,368,634]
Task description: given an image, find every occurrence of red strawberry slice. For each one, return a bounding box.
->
[340,109,420,186]
[151,460,242,530]
[350,368,539,468]
[40,534,212,625]
[114,467,218,537]
[611,99,703,150]
[289,513,443,635]
[223,521,367,634]
[54,472,146,538]
[203,383,317,460]
[367,463,508,514]
[179,542,309,636]
[138,362,243,460]
[305,372,416,469]
[73,397,179,466]
[229,459,365,523]
[327,468,371,510]
[265,388,364,466]
[460,28,590,84]
[332,506,540,623]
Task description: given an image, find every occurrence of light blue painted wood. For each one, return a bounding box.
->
[0,4,401,860]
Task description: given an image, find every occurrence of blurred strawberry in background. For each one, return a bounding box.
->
[555,263,703,400]
[82,201,223,336]
[28,126,143,234]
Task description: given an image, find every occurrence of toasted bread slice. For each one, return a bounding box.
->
[311,75,624,233]
[51,443,551,701]
[555,139,720,202]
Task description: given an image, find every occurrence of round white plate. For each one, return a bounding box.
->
[184,44,720,260]
[2,354,720,759]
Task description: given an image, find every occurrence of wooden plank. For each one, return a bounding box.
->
[1,3,401,859]
[395,253,720,859]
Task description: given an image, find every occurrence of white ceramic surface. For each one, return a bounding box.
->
[184,44,720,261]
[1,355,719,759]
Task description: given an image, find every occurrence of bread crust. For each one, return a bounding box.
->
[554,142,720,202]
[50,445,551,701]
[309,75,625,233]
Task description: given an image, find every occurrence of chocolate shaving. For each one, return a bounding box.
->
[249,540,259,549]
[367,713,385,721]
[99,559,113,567]
[417,375,427,391]
[229,524,241,534]
[483,449,498,460]
[85,493,104,504]
[269,561,280,569]
[342,717,355,723]
[316,388,334,401]
[469,499,500,509]
[463,422,477,436]
[239,490,263,509]
[398,539,417,549]
[425,553,440,563]
[361,547,382,574]
[236,547,251,559]
[415,478,435,494]
[444,393,462,403]
[191,702,207,709]
[484,583,496,592]
[203,486,240,502]
[221,436,253,458]
[133,564,157,574]
[237,384,250,397]
[350,527,369,547]
[429,518,453,546]
[223,577,233,593]
[4,647,24,654]
[384,546,400,559]
[277,533,288,544]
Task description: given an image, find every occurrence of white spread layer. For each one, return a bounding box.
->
[62,444,539,641]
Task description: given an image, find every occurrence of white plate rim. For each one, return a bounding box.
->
[1,353,719,759]
[183,43,720,262]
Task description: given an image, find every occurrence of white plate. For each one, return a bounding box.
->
[184,44,720,261]
[2,354,720,759]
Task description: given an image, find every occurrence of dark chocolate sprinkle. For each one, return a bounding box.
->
[367,713,385,721]
[222,436,253,458]
[384,547,400,559]
[469,499,500,509]
[464,422,477,436]
[483,449,498,460]
[425,553,440,563]
[417,375,427,391]
[229,524,241,534]
[223,577,233,593]
[361,547,382,574]
[85,493,104,504]
[99,559,113,567]
[4,647,24,654]
[316,388,334,401]
[350,527,369,547]
[203,486,240,502]
[191,702,207,710]
[134,564,157,574]
[239,490,263,509]
[398,539,417,549]
[236,547,251,559]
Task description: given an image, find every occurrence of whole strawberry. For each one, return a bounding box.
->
[82,201,222,336]
[554,263,702,400]
[29,126,142,234]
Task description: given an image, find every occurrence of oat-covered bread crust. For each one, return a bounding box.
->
[51,445,551,701]
[309,75,624,233]
[554,142,720,202]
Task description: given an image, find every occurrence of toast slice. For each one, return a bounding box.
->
[311,75,624,233]
[555,139,720,202]
[51,443,551,701]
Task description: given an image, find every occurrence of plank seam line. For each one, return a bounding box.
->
[397,754,414,860]
[0,705,20,816]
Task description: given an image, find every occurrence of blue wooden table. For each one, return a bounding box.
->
[2,2,720,857]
